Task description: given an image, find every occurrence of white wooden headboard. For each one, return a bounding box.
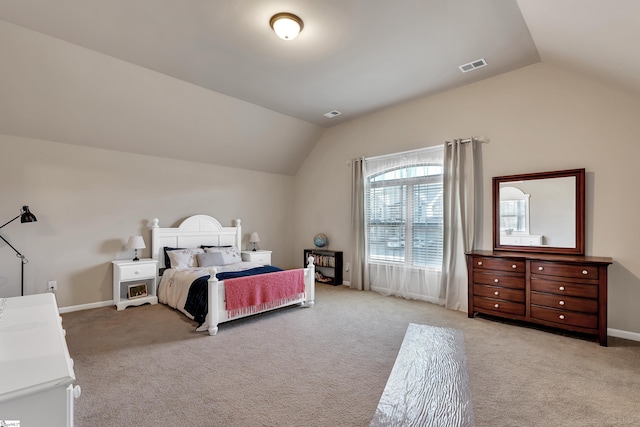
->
[150,215,242,268]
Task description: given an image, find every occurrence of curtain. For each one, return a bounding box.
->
[349,141,480,311]
[364,146,444,304]
[441,139,479,311]
[350,158,369,290]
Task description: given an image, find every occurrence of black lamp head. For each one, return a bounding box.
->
[20,206,37,223]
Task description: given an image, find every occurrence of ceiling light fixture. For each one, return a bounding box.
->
[270,12,304,40]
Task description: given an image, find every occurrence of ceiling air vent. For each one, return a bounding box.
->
[458,58,487,73]
[324,110,342,118]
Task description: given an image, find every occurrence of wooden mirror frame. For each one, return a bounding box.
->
[493,168,585,255]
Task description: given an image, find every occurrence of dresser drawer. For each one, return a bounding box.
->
[474,284,525,303]
[530,292,598,314]
[531,278,598,299]
[530,262,598,280]
[472,257,525,273]
[474,272,524,289]
[118,263,157,280]
[530,305,598,329]
[473,296,525,316]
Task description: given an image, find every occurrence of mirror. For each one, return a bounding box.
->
[493,168,585,255]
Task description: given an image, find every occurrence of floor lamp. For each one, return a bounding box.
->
[0,205,37,296]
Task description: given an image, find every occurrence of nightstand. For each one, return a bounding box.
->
[112,259,158,310]
[241,250,272,265]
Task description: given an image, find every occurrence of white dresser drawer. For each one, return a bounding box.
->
[118,262,156,280]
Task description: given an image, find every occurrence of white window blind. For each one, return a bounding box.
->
[364,147,444,269]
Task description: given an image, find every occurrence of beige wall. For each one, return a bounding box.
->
[0,135,295,307]
[293,62,640,335]
[2,54,638,336]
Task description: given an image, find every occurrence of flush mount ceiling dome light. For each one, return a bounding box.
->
[270,12,304,40]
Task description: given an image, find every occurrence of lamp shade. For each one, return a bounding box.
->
[126,235,146,250]
[20,206,37,223]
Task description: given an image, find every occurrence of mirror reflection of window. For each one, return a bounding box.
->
[499,186,529,234]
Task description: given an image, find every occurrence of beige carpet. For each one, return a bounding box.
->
[62,284,640,427]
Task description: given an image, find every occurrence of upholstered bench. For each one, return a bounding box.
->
[371,323,475,427]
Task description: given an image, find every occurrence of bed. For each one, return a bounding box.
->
[151,214,315,335]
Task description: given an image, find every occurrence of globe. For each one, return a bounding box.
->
[314,233,329,248]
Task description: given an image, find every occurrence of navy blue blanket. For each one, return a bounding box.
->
[184,266,283,326]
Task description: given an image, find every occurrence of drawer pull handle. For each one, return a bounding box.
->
[512,264,517,269]
[494,303,499,309]
[494,278,499,283]
[538,266,544,271]
[559,286,565,291]
[582,270,588,275]
[494,291,499,296]
[134,271,140,275]
[559,300,565,306]
[477,261,483,266]
[559,315,565,320]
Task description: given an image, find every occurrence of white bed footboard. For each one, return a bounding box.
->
[199,258,315,336]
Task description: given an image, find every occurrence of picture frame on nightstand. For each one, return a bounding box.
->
[127,282,148,299]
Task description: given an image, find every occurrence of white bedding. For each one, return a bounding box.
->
[158,261,262,319]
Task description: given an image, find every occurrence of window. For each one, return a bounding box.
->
[365,162,444,269]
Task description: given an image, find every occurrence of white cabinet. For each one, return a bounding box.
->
[0,293,81,426]
[500,234,543,246]
[112,259,158,310]
[241,250,272,265]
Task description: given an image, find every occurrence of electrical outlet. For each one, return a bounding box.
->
[345,262,350,272]
[48,280,57,292]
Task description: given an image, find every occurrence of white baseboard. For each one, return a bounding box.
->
[608,328,640,343]
[59,300,113,314]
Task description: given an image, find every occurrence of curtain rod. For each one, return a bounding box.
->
[445,137,491,145]
[354,137,490,163]
[359,145,441,162]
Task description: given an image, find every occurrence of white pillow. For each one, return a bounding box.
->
[204,246,242,265]
[196,252,226,267]
[167,248,204,268]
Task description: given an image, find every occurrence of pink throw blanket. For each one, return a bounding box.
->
[224,269,305,318]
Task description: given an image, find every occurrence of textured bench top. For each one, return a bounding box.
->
[371,323,475,427]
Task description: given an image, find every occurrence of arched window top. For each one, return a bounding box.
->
[369,164,443,183]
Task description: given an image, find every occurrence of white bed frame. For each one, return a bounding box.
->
[150,215,315,335]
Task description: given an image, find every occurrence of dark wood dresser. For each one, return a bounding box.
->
[466,250,612,346]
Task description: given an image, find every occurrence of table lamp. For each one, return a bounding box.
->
[249,232,260,251]
[126,235,146,261]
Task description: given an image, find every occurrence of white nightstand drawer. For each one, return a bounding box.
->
[241,250,272,265]
[118,262,156,280]
[251,253,270,264]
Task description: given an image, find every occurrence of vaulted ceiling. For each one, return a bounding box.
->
[1,1,638,175]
